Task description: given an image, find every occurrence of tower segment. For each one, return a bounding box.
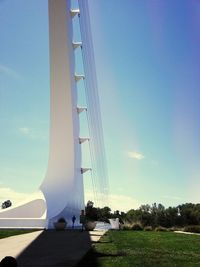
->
[40,0,85,228]
[0,0,85,229]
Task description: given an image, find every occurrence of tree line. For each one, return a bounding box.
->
[86,201,200,227]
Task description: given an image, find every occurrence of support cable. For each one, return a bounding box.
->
[78,0,109,207]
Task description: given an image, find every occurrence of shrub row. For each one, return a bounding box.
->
[183,225,200,233]
[121,223,187,232]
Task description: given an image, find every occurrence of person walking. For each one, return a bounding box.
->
[72,215,76,228]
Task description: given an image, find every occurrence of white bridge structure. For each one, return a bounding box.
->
[0,0,109,229]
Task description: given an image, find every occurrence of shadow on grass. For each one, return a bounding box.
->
[91,240,113,244]
[16,230,96,267]
[76,248,126,267]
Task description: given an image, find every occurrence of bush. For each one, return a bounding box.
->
[184,225,200,233]
[131,223,143,231]
[121,222,132,230]
[58,218,66,223]
[1,200,12,209]
[168,226,183,232]
[122,222,143,231]
[144,226,153,231]
[155,226,168,232]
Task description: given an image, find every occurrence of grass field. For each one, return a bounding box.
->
[0,230,38,240]
[78,230,200,267]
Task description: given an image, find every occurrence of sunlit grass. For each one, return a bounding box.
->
[0,229,39,240]
[78,230,200,267]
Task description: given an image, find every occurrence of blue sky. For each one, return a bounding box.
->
[0,0,200,211]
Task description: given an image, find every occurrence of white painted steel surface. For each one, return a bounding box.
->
[0,0,84,229]
[109,218,120,229]
[40,0,84,228]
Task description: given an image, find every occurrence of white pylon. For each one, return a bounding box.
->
[0,0,86,229]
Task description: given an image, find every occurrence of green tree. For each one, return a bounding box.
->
[85,200,98,221]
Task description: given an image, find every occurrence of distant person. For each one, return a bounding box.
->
[0,256,18,267]
[72,215,76,228]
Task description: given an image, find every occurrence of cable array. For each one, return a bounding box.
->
[77,0,109,207]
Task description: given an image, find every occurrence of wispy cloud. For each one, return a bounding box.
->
[0,187,30,205]
[19,127,30,135]
[0,187,45,207]
[19,127,47,140]
[163,195,182,201]
[0,64,22,80]
[0,187,140,212]
[128,151,145,160]
[85,191,141,212]
[150,160,159,166]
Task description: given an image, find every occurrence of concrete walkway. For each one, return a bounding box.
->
[174,230,200,236]
[0,230,106,267]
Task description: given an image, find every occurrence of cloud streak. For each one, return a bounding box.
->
[0,187,141,212]
[0,64,22,80]
[163,195,182,201]
[0,187,31,205]
[19,127,30,135]
[128,151,145,160]
[85,191,141,212]
[19,127,47,141]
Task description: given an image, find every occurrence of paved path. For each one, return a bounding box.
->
[0,230,106,267]
[175,230,200,236]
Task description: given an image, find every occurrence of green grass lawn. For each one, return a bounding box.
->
[0,230,39,240]
[78,230,200,267]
